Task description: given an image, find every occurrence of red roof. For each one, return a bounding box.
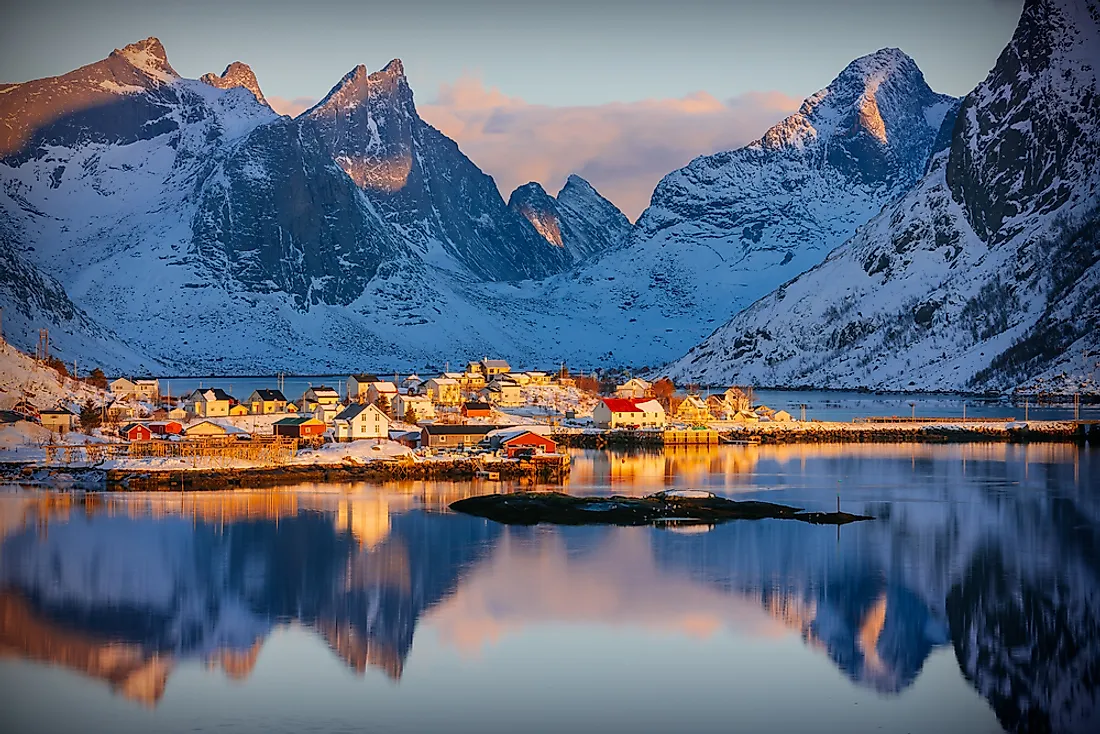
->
[601,398,643,413]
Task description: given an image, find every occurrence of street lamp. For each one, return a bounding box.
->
[908,400,916,420]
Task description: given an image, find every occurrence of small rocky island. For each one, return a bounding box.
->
[449,490,873,527]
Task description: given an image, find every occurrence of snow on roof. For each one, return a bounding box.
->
[428,377,459,385]
[485,424,554,441]
[482,359,510,368]
[372,381,398,392]
[440,372,463,379]
[307,385,340,396]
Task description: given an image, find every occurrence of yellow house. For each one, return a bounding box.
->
[675,395,710,424]
[229,404,250,416]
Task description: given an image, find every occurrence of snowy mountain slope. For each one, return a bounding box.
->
[200,61,269,107]
[667,0,1100,392]
[468,49,957,366]
[508,174,632,261]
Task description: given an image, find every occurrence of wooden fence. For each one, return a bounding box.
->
[43,437,299,466]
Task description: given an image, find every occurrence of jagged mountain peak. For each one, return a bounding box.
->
[200,61,267,106]
[109,37,177,83]
[758,46,949,156]
[559,174,597,197]
[308,59,410,116]
[509,183,563,247]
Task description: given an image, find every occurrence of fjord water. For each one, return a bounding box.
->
[0,444,1096,734]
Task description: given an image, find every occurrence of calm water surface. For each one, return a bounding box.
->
[0,444,1097,734]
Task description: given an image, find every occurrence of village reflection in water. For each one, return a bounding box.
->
[0,444,1097,733]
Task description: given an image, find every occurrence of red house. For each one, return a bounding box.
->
[461,401,492,418]
[120,422,152,441]
[488,428,558,458]
[148,420,183,436]
[273,416,327,438]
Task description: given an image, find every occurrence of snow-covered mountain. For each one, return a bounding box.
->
[508,174,632,261]
[667,0,1100,392]
[469,48,958,367]
[0,39,616,372]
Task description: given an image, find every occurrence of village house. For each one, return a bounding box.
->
[333,403,391,442]
[184,418,234,435]
[168,406,189,421]
[147,420,183,436]
[724,387,753,413]
[675,395,711,424]
[484,427,558,458]
[247,389,288,414]
[461,401,492,419]
[273,416,327,440]
[420,424,500,449]
[300,386,342,413]
[365,381,398,410]
[390,429,421,449]
[393,394,435,422]
[480,377,523,407]
[771,410,793,422]
[401,374,422,391]
[481,359,511,377]
[229,404,250,416]
[39,408,76,434]
[312,400,347,424]
[524,371,551,385]
[186,388,234,417]
[706,394,730,418]
[347,374,380,402]
[593,398,666,429]
[466,361,483,375]
[119,422,152,441]
[423,377,461,405]
[461,371,486,391]
[615,378,653,400]
[133,379,160,402]
[109,378,136,399]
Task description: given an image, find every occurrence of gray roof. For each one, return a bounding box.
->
[421,424,503,436]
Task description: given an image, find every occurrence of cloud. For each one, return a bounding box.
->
[267,95,316,117]
[263,80,800,219]
[419,78,800,219]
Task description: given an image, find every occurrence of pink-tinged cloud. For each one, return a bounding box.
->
[419,78,801,219]
[267,95,317,117]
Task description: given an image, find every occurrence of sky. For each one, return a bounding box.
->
[0,0,1024,218]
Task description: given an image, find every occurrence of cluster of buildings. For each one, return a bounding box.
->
[595,383,791,429]
[91,360,576,453]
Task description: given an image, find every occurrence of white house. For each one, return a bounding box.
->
[525,371,551,385]
[333,403,391,442]
[423,377,461,405]
[365,381,398,409]
[110,378,136,398]
[593,398,666,429]
[509,372,532,386]
[301,386,342,412]
[481,378,523,407]
[133,379,160,401]
[313,401,347,424]
[393,394,435,422]
[615,378,652,400]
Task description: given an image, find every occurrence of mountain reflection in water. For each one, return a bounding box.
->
[0,444,1096,734]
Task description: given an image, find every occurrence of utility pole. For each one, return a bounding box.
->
[1025,397,1029,421]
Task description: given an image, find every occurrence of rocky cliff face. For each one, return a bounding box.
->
[508,174,631,262]
[667,0,1100,392]
[200,62,268,107]
[302,61,568,282]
